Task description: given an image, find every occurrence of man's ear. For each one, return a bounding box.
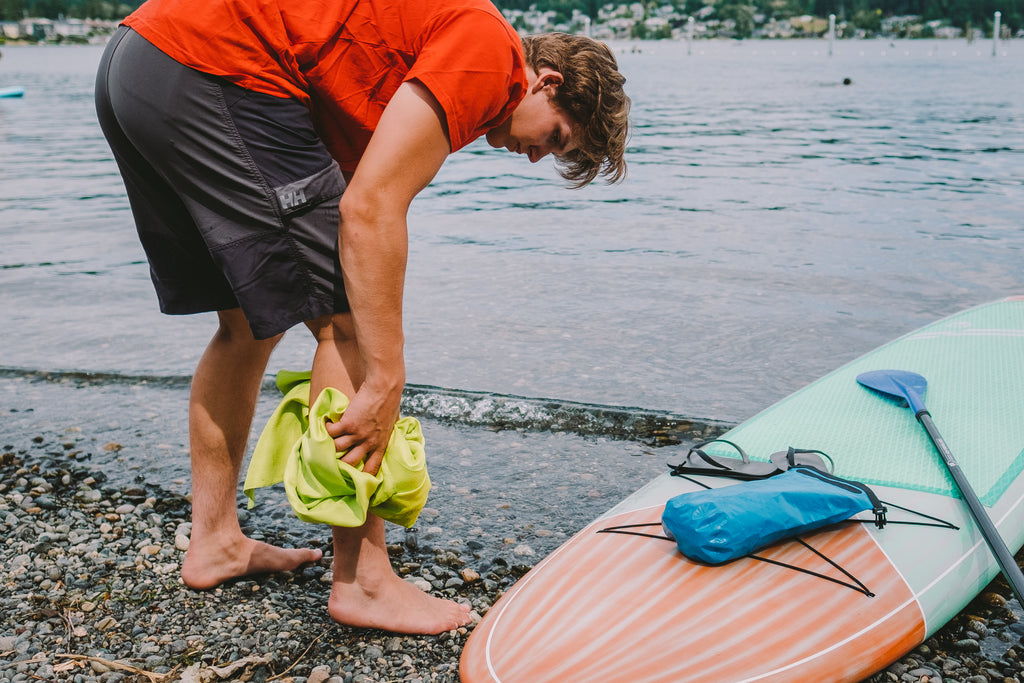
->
[532,67,564,94]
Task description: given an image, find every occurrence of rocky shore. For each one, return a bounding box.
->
[0,436,527,683]
[4,433,1024,683]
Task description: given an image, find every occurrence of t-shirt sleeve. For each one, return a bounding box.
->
[406,8,526,152]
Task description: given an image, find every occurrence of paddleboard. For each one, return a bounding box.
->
[0,86,25,98]
[461,296,1024,683]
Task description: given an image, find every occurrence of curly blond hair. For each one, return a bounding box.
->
[521,33,630,188]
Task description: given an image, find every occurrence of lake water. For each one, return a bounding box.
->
[1,37,1022,426]
[2,35,1024,671]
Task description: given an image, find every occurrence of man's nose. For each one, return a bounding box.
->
[528,146,549,163]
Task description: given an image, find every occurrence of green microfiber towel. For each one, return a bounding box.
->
[243,370,430,528]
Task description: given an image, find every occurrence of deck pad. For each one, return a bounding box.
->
[701,300,1024,503]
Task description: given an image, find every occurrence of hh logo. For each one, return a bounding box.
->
[279,189,307,210]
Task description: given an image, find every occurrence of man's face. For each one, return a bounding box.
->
[486,67,577,163]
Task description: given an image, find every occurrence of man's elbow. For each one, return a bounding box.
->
[337,187,411,250]
[339,188,377,229]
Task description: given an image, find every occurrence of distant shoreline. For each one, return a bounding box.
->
[1,34,1018,48]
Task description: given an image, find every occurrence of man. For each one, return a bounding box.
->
[95,0,629,635]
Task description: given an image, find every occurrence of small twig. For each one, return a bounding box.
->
[0,654,48,669]
[51,654,173,683]
[60,608,75,648]
[268,626,335,681]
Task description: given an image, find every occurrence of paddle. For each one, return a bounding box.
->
[856,369,1024,605]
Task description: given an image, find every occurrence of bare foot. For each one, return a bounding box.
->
[182,534,323,590]
[328,571,473,634]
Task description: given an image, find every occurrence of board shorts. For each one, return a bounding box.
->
[95,26,349,339]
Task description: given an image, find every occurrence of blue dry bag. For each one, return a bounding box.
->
[661,466,886,565]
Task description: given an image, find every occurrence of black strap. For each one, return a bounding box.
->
[596,522,671,541]
[672,468,952,531]
[597,523,873,596]
[751,538,875,597]
[597,492,958,597]
[871,500,959,530]
[789,466,888,529]
[669,439,752,477]
[635,445,959,595]
[783,446,836,473]
[692,439,751,463]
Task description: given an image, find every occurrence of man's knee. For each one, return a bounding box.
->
[305,312,356,343]
[217,308,283,347]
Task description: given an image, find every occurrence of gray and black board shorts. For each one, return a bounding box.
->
[95,26,348,339]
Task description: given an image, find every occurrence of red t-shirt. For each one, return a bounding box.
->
[125,0,527,171]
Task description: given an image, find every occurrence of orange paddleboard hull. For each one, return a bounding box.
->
[462,506,923,683]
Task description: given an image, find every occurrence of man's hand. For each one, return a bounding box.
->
[324,378,401,476]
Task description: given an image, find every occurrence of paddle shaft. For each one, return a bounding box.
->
[917,409,1024,604]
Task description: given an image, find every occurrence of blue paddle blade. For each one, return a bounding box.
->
[857,370,929,415]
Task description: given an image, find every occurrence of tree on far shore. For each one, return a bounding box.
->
[0,0,1019,37]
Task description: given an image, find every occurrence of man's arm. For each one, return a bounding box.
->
[324,80,451,475]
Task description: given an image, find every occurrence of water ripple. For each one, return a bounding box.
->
[0,367,728,445]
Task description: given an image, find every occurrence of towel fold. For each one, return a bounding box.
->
[243,370,430,528]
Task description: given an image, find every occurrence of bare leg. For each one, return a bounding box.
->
[181,308,322,590]
[328,516,471,634]
[307,314,472,633]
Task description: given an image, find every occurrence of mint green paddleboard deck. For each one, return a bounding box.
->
[462,297,1024,683]
[694,295,1024,629]
[632,295,1024,632]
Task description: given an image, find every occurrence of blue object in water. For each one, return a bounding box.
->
[0,86,25,98]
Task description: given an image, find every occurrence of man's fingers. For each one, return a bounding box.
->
[332,433,353,453]
[338,446,366,467]
[336,443,385,476]
[361,450,385,477]
[325,418,344,439]
[325,399,395,476]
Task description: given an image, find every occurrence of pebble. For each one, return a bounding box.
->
[0,446,530,683]
[407,576,433,593]
[308,665,333,683]
[955,638,981,652]
[4,440,1024,683]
